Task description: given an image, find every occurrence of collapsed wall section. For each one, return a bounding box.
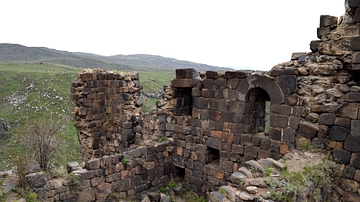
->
[71,70,143,161]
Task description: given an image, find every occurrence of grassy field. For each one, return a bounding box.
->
[0,62,175,170]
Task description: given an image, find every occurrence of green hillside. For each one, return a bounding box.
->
[0,62,175,170]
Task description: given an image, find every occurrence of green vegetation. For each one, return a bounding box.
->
[121,157,128,166]
[0,62,175,170]
[66,172,80,192]
[268,157,340,202]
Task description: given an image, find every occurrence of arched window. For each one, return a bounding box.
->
[244,87,270,134]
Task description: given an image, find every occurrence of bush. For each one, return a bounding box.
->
[11,115,67,171]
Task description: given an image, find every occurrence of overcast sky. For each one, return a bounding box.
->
[1,0,344,71]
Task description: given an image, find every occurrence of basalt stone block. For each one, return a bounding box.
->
[206,137,222,150]
[276,75,297,95]
[270,115,288,128]
[215,79,226,89]
[351,120,360,136]
[192,88,201,97]
[227,78,240,89]
[318,113,336,125]
[209,110,221,121]
[339,102,359,120]
[310,40,322,52]
[311,104,338,113]
[346,92,360,102]
[335,117,351,127]
[206,71,219,79]
[270,105,292,116]
[283,128,295,144]
[240,134,252,145]
[193,97,208,109]
[343,165,356,179]
[345,136,360,152]
[269,128,281,141]
[350,153,360,169]
[175,69,187,79]
[319,15,338,28]
[328,126,348,141]
[351,36,360,51]
[171,79,196,88]
[332,150,351,164]
[347,0,360,8]
[298,122,318,139]
[244,146,258,158]
[218,99,228,112]
[224,71,237,79]
[317,27,331,39]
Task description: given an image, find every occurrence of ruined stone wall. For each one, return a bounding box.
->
[56,0,360,200]
[71,70,143,161]
[44,141,173,201]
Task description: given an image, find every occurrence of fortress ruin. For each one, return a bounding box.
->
[42,1,360,201]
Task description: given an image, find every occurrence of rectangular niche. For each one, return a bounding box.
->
[205,146,220,167]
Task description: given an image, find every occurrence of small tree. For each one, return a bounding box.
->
[11,115,67,171]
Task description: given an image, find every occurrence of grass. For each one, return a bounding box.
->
[0,62,176,170]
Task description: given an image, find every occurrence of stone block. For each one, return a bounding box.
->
[276,75,297,94]
[351,153,360,169]
[355,170,360,182]
[343,165,357,179]
[351,120,360,136]
[244,146,258,158]
[343,192,360,202]
[329,126,349,141]
[310,40,321,52]
[349,90,360,102]
[270,115,288,128]
[298,122,318,139]
[318,113,336,125]
[209,110,221,121]
[86,159,101,170]
[319,15,338,28]
[311,104,338,113]
[345,136,360,152]
[227,78,240,89]
[270,105,291,115]
[333,150,351,164]
[171,79,196,88]
[348,0,360,8]
[193,97,208,109]
[289,116,300,130]
[95,183,111,200]
[231,144,243,154]
[341,178,359,193]
[269,127,281,141]
[206,71,219,79]
[206,137,222,150]
[240,134,252,145]
[351,36,360,51]
[203,164,215,176]
[220,160,234,173]
[339,102,359,119]
[335,117,351,127]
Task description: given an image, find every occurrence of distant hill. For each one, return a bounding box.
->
[0,43,233,72]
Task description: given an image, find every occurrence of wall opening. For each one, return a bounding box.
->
[205,147,220,166]
[172,166,186,182]
[245,87,271,134]
[173,87,193,116]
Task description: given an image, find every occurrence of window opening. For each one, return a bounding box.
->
[245,87,271,134]
[205,147,220,166]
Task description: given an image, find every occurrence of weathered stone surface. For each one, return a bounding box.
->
[270,115,288,128]
[318,113,336,125]
[350,120,360,136]
[329,126,349,141]
[209,191,226,202]
[230,172,247,184]
[95,183,111,200]
[77,188,95,202]
[319,15,338,28]
[276,75,297,94]
[245,160,265,174]
[351,36,360,51]
[239,191,254,201]
[206,137,222,150]
[245,186,258,194]
[345,136,360,152]
[350,153,360,168]
[332,150,351,164]
[339,102,359,119]
[298,122,318,139]
[219,186,235,200]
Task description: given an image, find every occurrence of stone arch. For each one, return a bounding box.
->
[236,74,284,133]
[236,74,284,104]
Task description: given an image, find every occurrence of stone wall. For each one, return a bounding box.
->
[53,0,360,200]
[44,141,172,201]
[71,69,143,161]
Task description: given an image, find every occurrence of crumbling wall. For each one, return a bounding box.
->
[56,0,360,200]
[71,69,143,161]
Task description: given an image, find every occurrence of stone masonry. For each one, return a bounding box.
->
[41,1,360,201]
